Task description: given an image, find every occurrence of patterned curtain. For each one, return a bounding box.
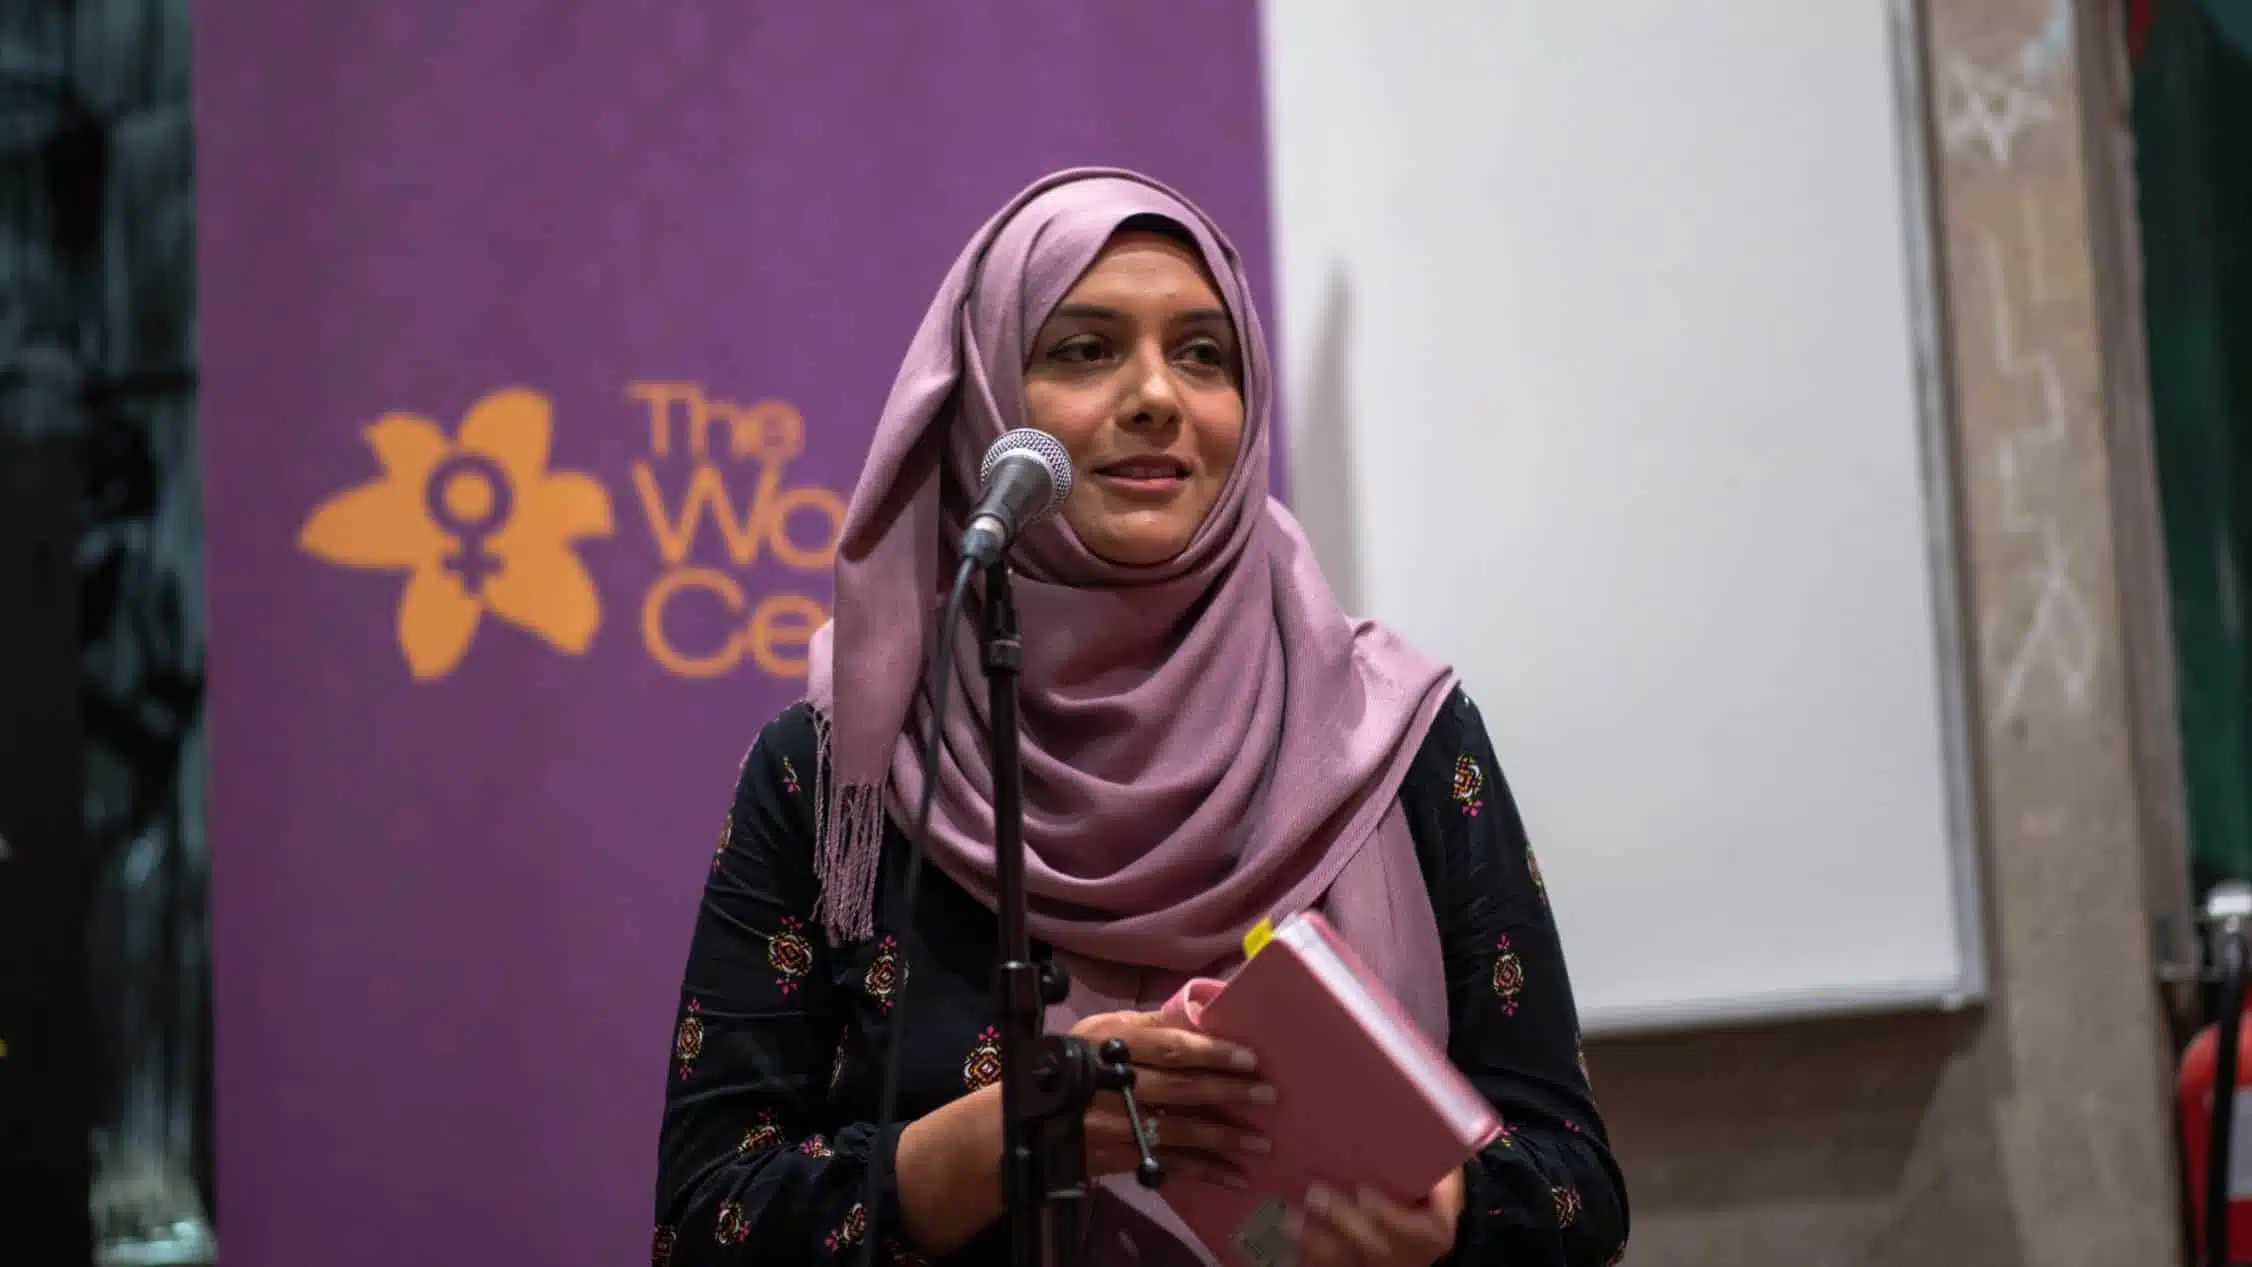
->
[0,2,211,1264]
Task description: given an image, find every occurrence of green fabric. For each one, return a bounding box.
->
[2137,0,2252,881]
[2200,0,2252,61]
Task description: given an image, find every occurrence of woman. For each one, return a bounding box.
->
[654,168,1628,1267]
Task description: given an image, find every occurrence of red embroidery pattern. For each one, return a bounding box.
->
[653,1224,678,1267]
[864,936,907,1012]
[738,1109,784,1154]
[715,1200,750,1245]
[674,1000,706,1080]
[799,1134,834,1158]
[1492,935,1525,1016]
[781,755,802,796]
[964,1026,1003,1091]
[1527,848,1548,907]
[768,916,814,994]
[1451,755,1485,816]
[825,1202,868,1252]
[1552,1185,1582,1228]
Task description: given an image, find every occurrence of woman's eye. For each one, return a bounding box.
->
[1050,337,1106,364]
[1177,339,1229,369]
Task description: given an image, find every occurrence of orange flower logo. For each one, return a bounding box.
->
[299,389,615,679]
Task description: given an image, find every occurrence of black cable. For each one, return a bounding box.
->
[2212,925,2247,1267]
[857,554,981,1267]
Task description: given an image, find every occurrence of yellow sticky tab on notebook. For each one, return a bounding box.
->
[1243,917,1275,959]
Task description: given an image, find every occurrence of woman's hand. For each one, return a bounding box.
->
[896,1010,1266,1255]
[1290,1168,1464,1267]
[1068,1010,1273,1190]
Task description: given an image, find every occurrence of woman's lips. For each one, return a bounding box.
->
[1092,458,1189,498]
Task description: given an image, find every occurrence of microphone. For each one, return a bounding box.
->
[960,429,1073,566]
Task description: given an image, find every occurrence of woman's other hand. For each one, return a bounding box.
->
[1067,1010,1271,1190]
[1290,1168,1464,1267]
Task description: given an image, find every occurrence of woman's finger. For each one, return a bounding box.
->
[1075,1012,1257,1073]
[1129,1066,1275,1111]
[1092,1106,1267,1159]
[1287,1204,1353,1267]
[1351,1187,1453,1262]
[1084,1116,1254,1190]
[1301,1183,1397,1266]
[1154,1148,1250,1191]
[1147,1108,1272,1158]
[1129,1025,1259,1074]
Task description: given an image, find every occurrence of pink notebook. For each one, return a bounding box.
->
[1153,911,1501,1267]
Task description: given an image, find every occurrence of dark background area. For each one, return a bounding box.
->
[1,2,207,1263]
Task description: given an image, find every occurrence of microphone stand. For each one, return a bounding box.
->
[980,558,1162,1267]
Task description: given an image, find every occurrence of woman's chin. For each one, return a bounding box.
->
[1078,519,1195,568]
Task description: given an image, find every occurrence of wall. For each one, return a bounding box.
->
[1587,0,2186,1262]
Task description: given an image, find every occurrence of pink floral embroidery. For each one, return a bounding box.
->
[768,916,814,994]
[715,1200,750,1245]
[653,1224,678,1267]
[1492,935,1525,1016]
[1552,1185,1582,1228]
[864,936,907,1012]
[781,755,802,796]
[964,1025,1003,1091]
[799,1134,833,1158]
[674,1000,706,1080]
[738,1109,784,1154]
[1451,755,1486,816]
[825,1202,868,1252]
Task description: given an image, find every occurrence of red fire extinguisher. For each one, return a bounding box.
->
[2182,883,2252,1266]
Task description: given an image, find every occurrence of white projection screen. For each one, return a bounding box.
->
[1261,0,1987,1033]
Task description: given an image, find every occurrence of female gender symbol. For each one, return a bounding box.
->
[422,452,514,592]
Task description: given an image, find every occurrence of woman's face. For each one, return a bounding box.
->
[1023,228,1245,567]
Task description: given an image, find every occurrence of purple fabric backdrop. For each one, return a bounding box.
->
[191,6,1277,1263]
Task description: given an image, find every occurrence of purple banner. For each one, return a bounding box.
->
[191,7,1275,1263]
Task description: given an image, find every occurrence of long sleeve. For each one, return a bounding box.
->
[1410,690,1630,1267]
[653,705,914,1267]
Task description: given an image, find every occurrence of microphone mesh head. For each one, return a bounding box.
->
[980,428,1074,515]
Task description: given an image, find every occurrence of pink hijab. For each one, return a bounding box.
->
[804,168,1456,1045]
